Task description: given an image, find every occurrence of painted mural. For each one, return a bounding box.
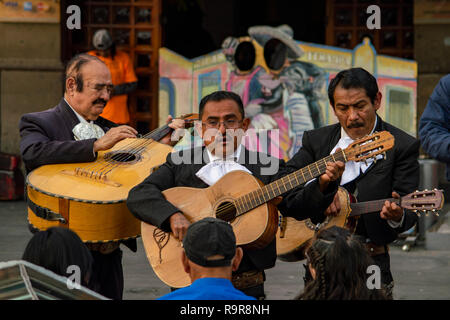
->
[159,25,418,161]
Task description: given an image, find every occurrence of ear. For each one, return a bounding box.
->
[66,77,76,95]
[242,117,250,132]
[181,251,190,274]
[373,91,382,112]
[231,247,243,272]
[309,263,317,280]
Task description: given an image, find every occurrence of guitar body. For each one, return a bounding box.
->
[276,187,353,262]
[27,138,173,243]
[141,170,279,288]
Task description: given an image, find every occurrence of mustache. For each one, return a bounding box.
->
[347,121,364,129]
[93,98,107,106]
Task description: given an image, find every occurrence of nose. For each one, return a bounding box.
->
[218,122,227,135]
[348,108,359,121]
[100,88,111,100]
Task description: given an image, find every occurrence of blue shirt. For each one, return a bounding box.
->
[157,277,256,300]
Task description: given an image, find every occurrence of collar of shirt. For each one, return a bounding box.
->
[331,116,380,186]
[64,98,92,125]
[196,145,251,186]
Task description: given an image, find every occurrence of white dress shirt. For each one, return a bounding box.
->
[65,98,105,141]
[195,145,252,186]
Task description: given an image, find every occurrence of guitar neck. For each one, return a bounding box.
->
[235,150,347,214]
[141,125,171,142]
[349,197,399,217]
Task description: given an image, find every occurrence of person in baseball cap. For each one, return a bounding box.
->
[87,29,138,125]
[157,217,255,300]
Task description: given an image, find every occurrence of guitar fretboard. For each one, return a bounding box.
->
[349,198,398,217]
[234,150,347,214]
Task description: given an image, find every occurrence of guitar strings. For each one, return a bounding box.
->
[214,142,385,219]
[214,152,346,219]
[86,115,198,177]
[85,115,197,175]
[76,126,166,176]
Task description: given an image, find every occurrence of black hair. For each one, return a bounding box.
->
[22,227,93,287]
[296,226,387,300]
[64,53,104,93]
[327,67,379,107]
[199,90,245,119]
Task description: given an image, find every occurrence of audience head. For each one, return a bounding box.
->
[22,227,93,287]
[181,217,243,281]
[296,226,387,300]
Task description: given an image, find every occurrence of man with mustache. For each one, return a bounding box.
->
[127,90,344,299]
[286,68,420,299]
[19,54,181,299]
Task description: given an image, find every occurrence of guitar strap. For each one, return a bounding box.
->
[26,195,67,224]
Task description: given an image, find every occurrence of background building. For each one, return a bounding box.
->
[0,0,448,159]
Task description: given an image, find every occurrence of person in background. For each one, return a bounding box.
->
[22,227,93,288]
[87,29,138,125]
[295,226,387,300]
[157,217,255,300]
[419,73,450,181]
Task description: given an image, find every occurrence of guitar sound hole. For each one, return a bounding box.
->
[104,152,140,164]
[215,201,237,223]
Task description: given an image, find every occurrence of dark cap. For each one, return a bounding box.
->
[93,29,113,51]
[183,217,236,268]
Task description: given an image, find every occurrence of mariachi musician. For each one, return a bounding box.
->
[286,68,420,299]
[126,90,345,299]
[19,54,182,299]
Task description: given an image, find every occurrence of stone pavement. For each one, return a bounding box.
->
[0,199,449,300]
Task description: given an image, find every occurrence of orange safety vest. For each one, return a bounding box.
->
[87,50,138,124]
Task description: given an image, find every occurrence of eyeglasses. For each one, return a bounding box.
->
[87,83,114,94]
[203,119,243,129]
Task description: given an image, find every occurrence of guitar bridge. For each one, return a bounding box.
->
[61,169,122,187]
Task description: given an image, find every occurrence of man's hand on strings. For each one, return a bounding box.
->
[324,191,341,217]
[160,115,185,146]
[318,161,345,192]
[93,125,137,152]
[169,212,191,240]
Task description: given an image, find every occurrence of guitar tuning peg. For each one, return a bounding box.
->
[436,213,440,217]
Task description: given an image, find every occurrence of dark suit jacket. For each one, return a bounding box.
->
[286,115,420,245]
[19,98,117,173]
[127,146,337,273]
[19,98,137,252]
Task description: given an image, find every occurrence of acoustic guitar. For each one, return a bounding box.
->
[276,188,444,262]
[141,131,395,288]
[26,114,198,243]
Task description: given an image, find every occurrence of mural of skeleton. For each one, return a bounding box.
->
[222,25,326,160]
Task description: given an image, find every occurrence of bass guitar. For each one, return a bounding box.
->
[276,188,444,262]
[142,131,395,288]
